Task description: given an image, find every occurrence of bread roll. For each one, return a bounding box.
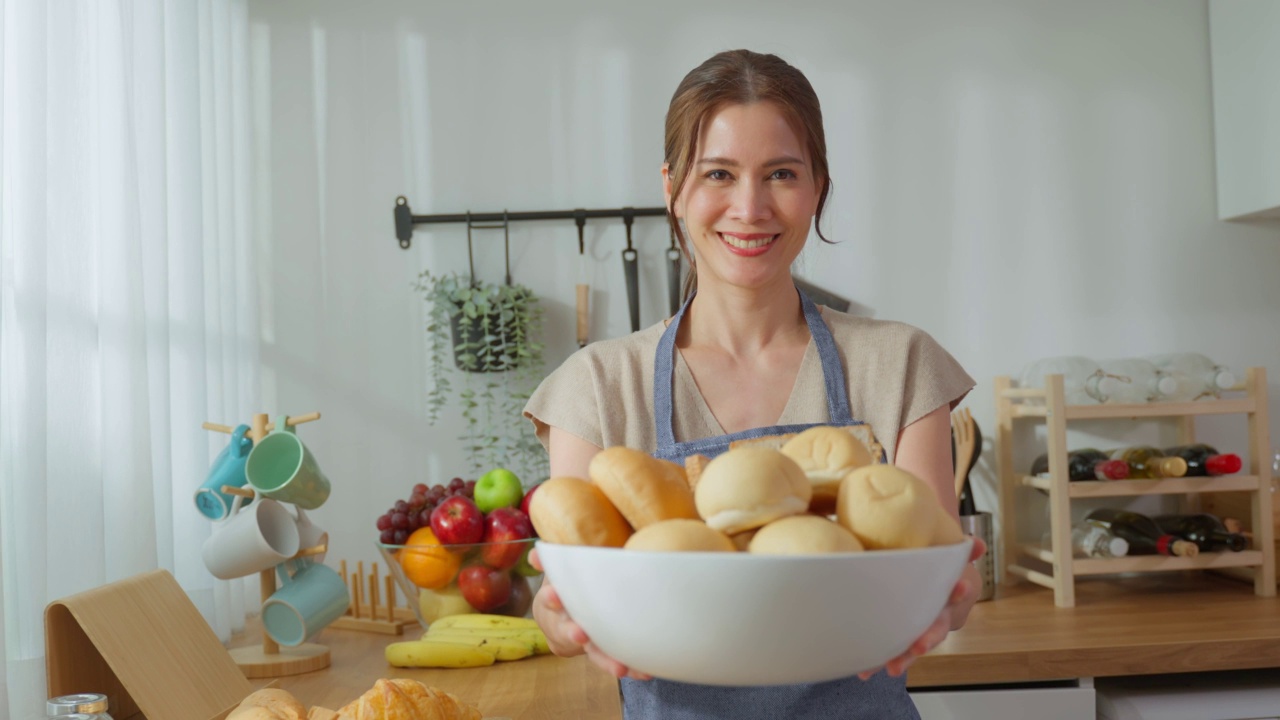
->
[528,476,632,547]
[694,447,812,535]
[836,465,940,549]
[338,679,482,720]
[624,519,736,552]
[232,689,307,720]
[931,503,966,545]
[729,527,759,551]
[748,515,864,555]
[589,447,698,529]
[682,454,710,493]
[780,426,875,514]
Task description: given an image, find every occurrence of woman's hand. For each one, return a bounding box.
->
[857,536,986,680]
[529,548,653,681]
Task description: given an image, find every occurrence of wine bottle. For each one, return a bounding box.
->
[1110,446,1188,479]
[1146,353,1237,400]
[1018,356,1124,405]
[1030,449,1130,481]
[1071,520,1130,558]
[1083,508,1199,557]
[1161,444,1243,477]
[1154,513,1248,552]
[1097,359,1188,404]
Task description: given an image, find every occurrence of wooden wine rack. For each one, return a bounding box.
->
[996,367,1276,607]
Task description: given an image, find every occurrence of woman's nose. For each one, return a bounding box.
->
[728,181,772,223]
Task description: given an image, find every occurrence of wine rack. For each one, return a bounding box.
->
[996,367,1275,607]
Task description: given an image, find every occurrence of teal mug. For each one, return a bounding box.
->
[245,416,331,510]
[262,559,350,647]
[194,424,254,520]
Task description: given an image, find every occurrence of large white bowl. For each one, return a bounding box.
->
[536,538,973,686]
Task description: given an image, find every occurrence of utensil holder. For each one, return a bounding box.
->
[960,512,996,602]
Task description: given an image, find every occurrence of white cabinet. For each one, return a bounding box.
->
[1209,1,1280,220]
[912,680,1095,720]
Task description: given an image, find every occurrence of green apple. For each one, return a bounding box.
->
[513,544,542,577]
[418,584,477,624]
[474,468,523,513]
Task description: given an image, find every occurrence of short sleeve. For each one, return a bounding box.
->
[900,328,975,430]
[522,349,603,452]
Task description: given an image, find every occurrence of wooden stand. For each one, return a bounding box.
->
[997,368,1276,607]
[204,411,334,678]
[328,559,418,635]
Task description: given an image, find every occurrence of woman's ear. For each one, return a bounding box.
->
[662,163,674,210]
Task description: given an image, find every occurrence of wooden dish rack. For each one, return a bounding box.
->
[996,367,1276,607]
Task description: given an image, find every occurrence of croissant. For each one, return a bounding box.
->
[338,679,482,720]
[228,688,308,720]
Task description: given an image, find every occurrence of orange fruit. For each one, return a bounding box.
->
[400,527,461,589]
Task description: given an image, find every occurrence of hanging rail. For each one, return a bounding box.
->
[393,195,667,250]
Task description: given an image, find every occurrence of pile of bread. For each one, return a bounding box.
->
[528,425,962,553]
[227,679,481,720]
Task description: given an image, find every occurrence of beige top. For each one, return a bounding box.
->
[523,307,974,463]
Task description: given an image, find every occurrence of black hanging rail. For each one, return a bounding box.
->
[394,195,668,250]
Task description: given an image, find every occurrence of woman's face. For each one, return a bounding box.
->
[665,101,824,294]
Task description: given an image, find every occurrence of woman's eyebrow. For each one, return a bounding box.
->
[695,156,806,168]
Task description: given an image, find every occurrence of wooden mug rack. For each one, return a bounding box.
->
[203,411,334,678]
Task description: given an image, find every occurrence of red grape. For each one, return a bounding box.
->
[449,477,465,492]
[464,480,477,497]
[379,528,396,544]
[413,483,429,496]
[376,514,393,531]
[394,500,410,514]
[392,529,409,545]
[409,493,426,507]
[417,508,432,527]
[391,512,409,530]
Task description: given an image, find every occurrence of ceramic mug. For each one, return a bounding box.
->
[201,496,301,580]
[293,508,329,565]
[245,415,331,510]
[194,424,254,521]
[262,559,350,646]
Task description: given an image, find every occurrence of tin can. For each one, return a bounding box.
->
[46,693,112,719]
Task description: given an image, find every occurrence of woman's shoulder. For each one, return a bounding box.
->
[818,307,939,347]
[540,321,665,384]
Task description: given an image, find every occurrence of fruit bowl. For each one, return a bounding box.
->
[378,538,543,628]
[535,538,973,687]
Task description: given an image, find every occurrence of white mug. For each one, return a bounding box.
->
[294,508,329,565]
[201,496,301,580]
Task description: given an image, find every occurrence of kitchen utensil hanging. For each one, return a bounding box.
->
[666,225,682,316]
[575,210,590,347]
[465,210,512,287]
[622,208,640,332]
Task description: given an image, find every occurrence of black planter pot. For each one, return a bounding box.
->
[449,310,521,373]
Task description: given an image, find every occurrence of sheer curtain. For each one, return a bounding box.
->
[0,0,258,714]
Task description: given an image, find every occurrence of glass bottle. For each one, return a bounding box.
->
[1030,449,1130,481]
[1018,356,1121,405]
[1071,519,1130,558]
[1083,508,1199,557]
[1110,446,1188,479]
[1161,444,1243,477]
[1097,358,1187,404]
[1154,513,1248,552]
[1146,353,1237,400]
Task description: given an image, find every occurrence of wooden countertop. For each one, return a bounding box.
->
[908,573,1280,687]
[234,574,1280,714]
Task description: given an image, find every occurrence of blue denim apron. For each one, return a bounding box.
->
[621,289,920,720]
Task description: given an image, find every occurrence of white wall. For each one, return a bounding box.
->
[245,0,1280,569]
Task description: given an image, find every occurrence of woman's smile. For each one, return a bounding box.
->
[718,231,780,255]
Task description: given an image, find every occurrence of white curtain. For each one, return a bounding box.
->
[0,0,258,714]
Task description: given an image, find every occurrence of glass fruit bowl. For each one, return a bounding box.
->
[378,535,542,628]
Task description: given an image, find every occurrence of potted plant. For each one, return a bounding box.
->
[414,270,548,482]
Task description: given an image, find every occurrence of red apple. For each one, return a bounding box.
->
[493,573,533,617]
[457,565,512,612]
[519,482,542,521]
[481,508,534,570]
[429,495,485,545]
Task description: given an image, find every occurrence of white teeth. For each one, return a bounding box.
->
[719,234,776,249]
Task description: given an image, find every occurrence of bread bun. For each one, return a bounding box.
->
[624,519,736,552]
[728,527,759,551]
[747,515,864,555]
[528,476,633,547]
[780,426,875,514]
[931,503,965,545]
[683,454,711,493]
[694,447,812,535]
[836,465,942,549]
[589,447,698,529]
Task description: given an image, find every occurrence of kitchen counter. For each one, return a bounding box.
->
[235,573,1280,716]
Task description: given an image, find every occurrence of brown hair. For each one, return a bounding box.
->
[665,49,832,303]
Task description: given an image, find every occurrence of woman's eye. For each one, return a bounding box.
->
[771,169,798,180]
[705,170,731,181]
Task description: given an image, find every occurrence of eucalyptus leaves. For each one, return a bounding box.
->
[415,270,547,481]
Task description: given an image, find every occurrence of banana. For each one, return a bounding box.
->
[430,613,540,631]
[385,639,496,668]
[423,625,551,655]
[422,631,536,661]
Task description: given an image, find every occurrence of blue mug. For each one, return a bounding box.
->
[194,424,253,520]
[262,559,350,647]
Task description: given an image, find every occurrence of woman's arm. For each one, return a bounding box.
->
[549,426,603,479]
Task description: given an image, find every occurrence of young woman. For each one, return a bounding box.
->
[524,49,983,720]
